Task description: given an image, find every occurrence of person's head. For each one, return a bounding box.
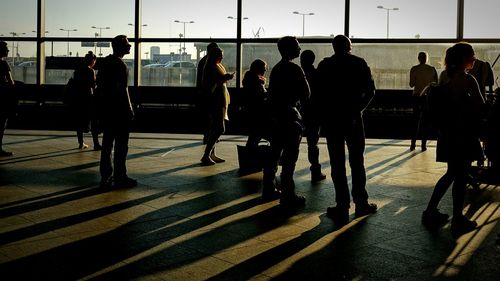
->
[111,35,131,57]
[444,42,475,75]
[418,52,428,64]
[249,59,267,75]
[277,36,301,60]
[84,51,97,67]
[206,42,219,53]
[332,35,352,54]
[207,47,223,64]
[0,41,8,58]
[300,50,315,67]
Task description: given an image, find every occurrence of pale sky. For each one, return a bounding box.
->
[1,0,499,58]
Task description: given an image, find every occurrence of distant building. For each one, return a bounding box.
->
[150,46,160,56]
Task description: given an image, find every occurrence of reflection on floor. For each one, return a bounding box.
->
[0,130,498,281]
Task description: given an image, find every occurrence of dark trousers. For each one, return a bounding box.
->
[263,121,302,193]
[100,125,130,180]
[77,119,100,146]
[204,107,225,155]
[304,116,321,173]
[325,117,368,209]
[411,96,427,146]
[426,159,470,217]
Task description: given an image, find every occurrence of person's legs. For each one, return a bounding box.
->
[410,97,420,150]
[422,165,454,226]
[202,108,224,165]
[279,123,304,206]
[306,120,325,182]
[113,127,130,180]
[99,128,114,186]
[77,131,88,149]
[90,119,101,150]
[450,160,477,236]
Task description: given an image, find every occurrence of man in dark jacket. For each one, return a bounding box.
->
[96,35,136,188]
[263,36,310,208]
[316,35,377,226]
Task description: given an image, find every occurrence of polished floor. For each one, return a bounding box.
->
[0,130,498,281]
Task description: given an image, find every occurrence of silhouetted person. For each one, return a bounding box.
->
[300,49,326,183]
[469,57,494,100]
[316,35,377,226]
[409,51,438,151]
[422,42,485,238]
[71,51,101,150]
[0,41,14,157]
[243,59,269,148]
[96,35,137,188]
[200,47,234,165]
[263,36,309,207]
[196,42,219,144]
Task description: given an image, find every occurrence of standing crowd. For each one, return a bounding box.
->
[1,34,498,238]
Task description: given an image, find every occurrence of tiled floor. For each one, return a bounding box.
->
[0,130,498,281]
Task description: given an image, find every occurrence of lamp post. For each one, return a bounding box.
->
[91,26,110,57]
[227,16,248,20]
[59,28,77,56]
[9,32,26,64]
[174,20,194,59]
[292,11,314,37]
[377,5,399,39]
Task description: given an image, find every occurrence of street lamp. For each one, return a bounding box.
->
[9,32,26,64]
[60,28,77,56]
[227,16,249,20]
[174,20,194,59]
[91,26,110,57]
[292,11,314,37]
[128,23,148,27]
[377,5,399,39]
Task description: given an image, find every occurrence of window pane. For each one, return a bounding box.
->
[45,41,135,85]
[0,0,37,38]
[464,0,500,38]
[6,41,37,84]
[46,0,134,38]
[141,42,236,87]
[350,0,457,39]
[242,0,344,38]
[142,0,237,38]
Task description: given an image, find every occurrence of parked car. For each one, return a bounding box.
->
[17,61,37,67]
[164,61,196,68]
[143,63,166,68]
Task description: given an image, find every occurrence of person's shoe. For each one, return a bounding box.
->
[262,179,281,201]
[0,150,13,157]
[311,172,327,183]
[326,206,349,227]
[410,143,416,151]
[200,155,216,166]
[78,143,89,150]
[421,143,427,151]
[355,203,378,217]
[114,177,138,188]
[422,209,449,227]
[93,144,102,151]
[451,216,477,238]
[280,193,306,209]
[99,176,113,188]
[210,153,225,163]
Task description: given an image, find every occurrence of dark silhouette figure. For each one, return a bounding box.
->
[0,41,15,157]
[469,57,494,100]
[263,36,309,207]
[242,59,269,148]
[300,49,327,183]
[200,47,234,165]
[316,35,377,226]
[71,51,101,151]
[422,42,485,238]
[409,51,438,151]
[96,35,137,188]
[196,42,219,144]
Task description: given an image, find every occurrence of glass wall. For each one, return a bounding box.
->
[1,1,498,89]
[242,0,344,38]
[142,0,237,38]
[350,0,457,39]
[464,0,500,38]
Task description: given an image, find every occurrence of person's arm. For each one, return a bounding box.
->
[297,66,311,106]
[360,60,375,111]
[409,67,416,88]
[432,67,438,83]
